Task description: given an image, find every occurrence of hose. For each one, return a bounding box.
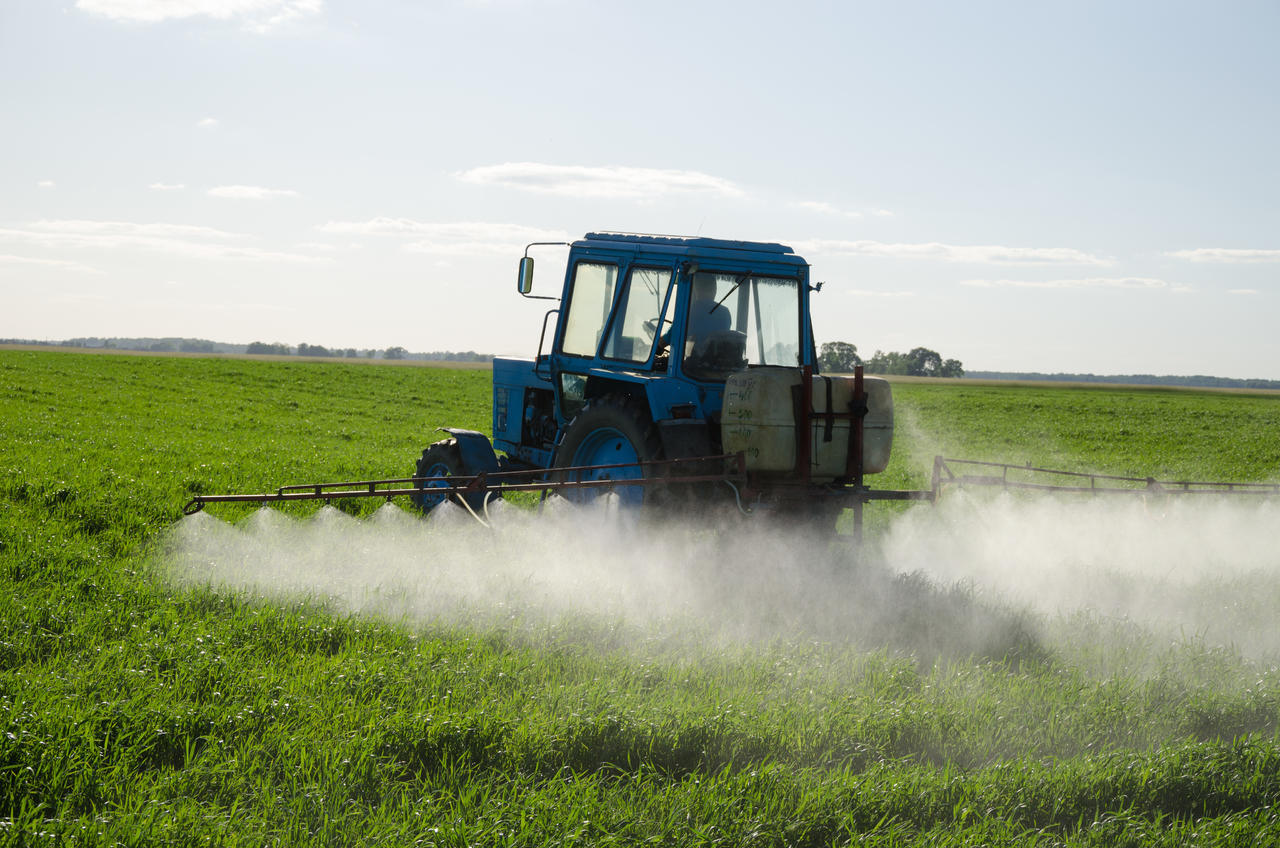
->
[723,479,752,516]
[453,490,491,528]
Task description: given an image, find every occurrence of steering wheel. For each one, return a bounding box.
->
[686,330,747,373]
[642,316,672,343]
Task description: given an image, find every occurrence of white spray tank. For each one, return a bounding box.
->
[721,367,893,481]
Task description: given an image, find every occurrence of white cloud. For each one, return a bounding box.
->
[0,254,102,274]
[17,220,239,242]
[456,163,746,200]
[961,277,1174,290]
[1167,248,1280,263]
[0,220,322,263]
[320,217,432,236]
[248,0,320,31]
[798,239,1112,266]
[1228,288,1260,295]
[319,218,569,255]
[792,200,860,217]
[149,182,186,191]
[37,180,55,189]
[208,185,299,199]
[76,0,321,30]
[790,201,895,219]
[197,117,219,129]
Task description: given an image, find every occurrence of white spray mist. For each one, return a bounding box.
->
[163,490,1280,667]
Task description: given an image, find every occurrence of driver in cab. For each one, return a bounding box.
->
[657,273,731,357]
[685,273,731,354]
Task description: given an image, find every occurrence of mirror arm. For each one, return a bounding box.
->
[518,241,569,300]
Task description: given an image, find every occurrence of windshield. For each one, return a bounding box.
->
[681,272,801,379]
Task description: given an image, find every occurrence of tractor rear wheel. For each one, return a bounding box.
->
[411,439,464,513]
[553,394,662,507]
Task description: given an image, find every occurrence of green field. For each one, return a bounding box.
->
[3,349,1280,846]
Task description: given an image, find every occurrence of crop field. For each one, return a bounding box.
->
[3,348,1280,846]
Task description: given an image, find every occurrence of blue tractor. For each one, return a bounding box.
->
[411,231,904,527]
[182,232,1280,524]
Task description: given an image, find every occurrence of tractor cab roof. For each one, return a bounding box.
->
[577,232,807,270]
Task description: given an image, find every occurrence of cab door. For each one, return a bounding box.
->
[550,251,678,422]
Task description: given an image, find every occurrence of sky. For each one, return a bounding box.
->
[2,0,1278,379]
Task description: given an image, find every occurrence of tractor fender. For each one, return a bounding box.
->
[438,428,501,473]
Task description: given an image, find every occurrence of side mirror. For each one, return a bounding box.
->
[517,257,534,294]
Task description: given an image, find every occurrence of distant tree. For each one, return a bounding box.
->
[864,350,909,375]
[149,341,175,352]
[297,343,333,357]
[365,349,376,358]
[178,339,216,353]
[865,347,963,378]
[344,348,359,358]
[906,347,943,377]
[383,346,408,360]
[247,341,289,355]
[415,350,495,362]
[818,341,861,372]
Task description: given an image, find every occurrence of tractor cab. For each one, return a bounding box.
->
[492,233,816,478]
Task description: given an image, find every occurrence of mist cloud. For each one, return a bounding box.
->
[162,490,1280,668]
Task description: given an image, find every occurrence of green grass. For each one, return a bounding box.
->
[887,381,1280,484]
[3,349,1280,845]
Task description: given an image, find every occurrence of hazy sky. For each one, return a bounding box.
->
[3,0,1278,378]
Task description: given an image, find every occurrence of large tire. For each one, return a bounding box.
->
[411,439,466,513]
[552,394,662,507]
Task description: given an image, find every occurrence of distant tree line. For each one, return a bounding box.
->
[418,350,491,362]
[59,337,233,354]
[245,342,290,356]
[967,371,1280,390]
[4,336,493,362]
[265,342,374,358]
[250,342,493,362]
[818,341,964,378]
[8,336,1273,388]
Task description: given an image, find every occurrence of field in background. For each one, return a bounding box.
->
[3,349,1280,845]
[0,342,494,369]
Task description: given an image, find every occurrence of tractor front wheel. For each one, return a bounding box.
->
[553,395,662,507]
[411,439,465,513]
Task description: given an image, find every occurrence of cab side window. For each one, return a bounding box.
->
[560,262,618,357]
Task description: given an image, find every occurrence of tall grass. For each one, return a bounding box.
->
[2,350,1279,845]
